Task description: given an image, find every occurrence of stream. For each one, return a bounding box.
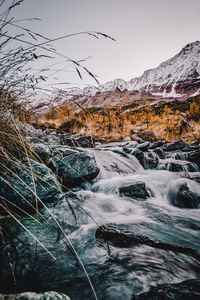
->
[1,141,200,300]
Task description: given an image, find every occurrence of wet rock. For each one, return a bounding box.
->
[96,225,200,260]
[171,183,200,208]
[60,135,95,148]
[119,181,150,200]
[188,149,200,167]
[137,130,157,142]
[0,159,62,214]
[180,172,200,183]
[149,140,166,149]
[122,136,131,142]
[163,139,190,152]
[131,149,144,161]
[60,135,77,147]
[131,279,200,300]
[31,143,51,164]
[136,141,150,152]
[153,147,165,159]
[158,160,198,172]
[144,151,159,169]
[57,152,100,187]
[0,291,70,300]
[76,136,95,148]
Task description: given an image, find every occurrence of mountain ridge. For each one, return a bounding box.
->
[33,41,200,113]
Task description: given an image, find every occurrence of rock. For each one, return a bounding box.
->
[143,151,159,169]
[137,130,157,142]
[0,159,62,214]
[153,147,165,159]
[130,134,144,144]
[31,143,51,164]
[159,160,198,172]
[76,136,95,148]
[136,141,150,152]
[180,172,200,183]
[171,183,200,208]
[119,181,150,200]
[60,135,77,147]
[122,136,131,142]
[149,140,166,149]
[131,149,144,161]
[0,291,70,300]
[131,279,200,300]
[188,149,200,167]
[57,152,100,187]
[96,225,200,259]
[163,139,190,152]
[60,135,95,148]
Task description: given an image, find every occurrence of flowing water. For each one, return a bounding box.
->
[51,142,200,300]
[4,142,200,300]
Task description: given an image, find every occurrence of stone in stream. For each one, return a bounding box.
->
[96,225,200,260]
[171,183,200,209]
[188,149,200,168]
[136,141,150,152]
[119,181,150,200]
[149,140,166,149]
[0,159,62,214]
[131,279,200,300]
[163,139,191,152]
[0,291,70,300]
[143,151,159,169]
[57,151,100,187]
[153,147,165,159]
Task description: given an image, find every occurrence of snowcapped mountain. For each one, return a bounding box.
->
[76,40,200,98]
[33,41,200,113]
[127,40,200,97]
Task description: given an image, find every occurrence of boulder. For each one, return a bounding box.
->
[149,140,166,149]
[122,136,131,142]
[0,291,70,300]
[76,136,95,148]
[31,143,51,164]
[153,147,165,159]
[96,225,200,259]
[137,130,157,142]
[171,183,200,208]
[0,159,62,214]
[188,149,200,168]
[136,141,150,152]
[163,139,191,152]
[131,279,200,300]
[57,152,100,187]
[60,135,77,147]
[144,151,159,169]
[60,135,95,148]
[131,149,144,162]
[119,181,150,200]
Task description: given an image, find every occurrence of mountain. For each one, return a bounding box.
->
[127,40,200,97]
[33,41,200,113]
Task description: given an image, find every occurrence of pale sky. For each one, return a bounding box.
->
[10,0,200,89]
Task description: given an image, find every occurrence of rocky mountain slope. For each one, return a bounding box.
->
[33,41,200,114]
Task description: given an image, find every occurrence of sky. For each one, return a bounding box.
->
[8,0,200,90]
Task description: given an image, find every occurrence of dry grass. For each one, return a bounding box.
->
[32,99,200,143]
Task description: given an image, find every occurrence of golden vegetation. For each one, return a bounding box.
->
[30,96,200,143]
